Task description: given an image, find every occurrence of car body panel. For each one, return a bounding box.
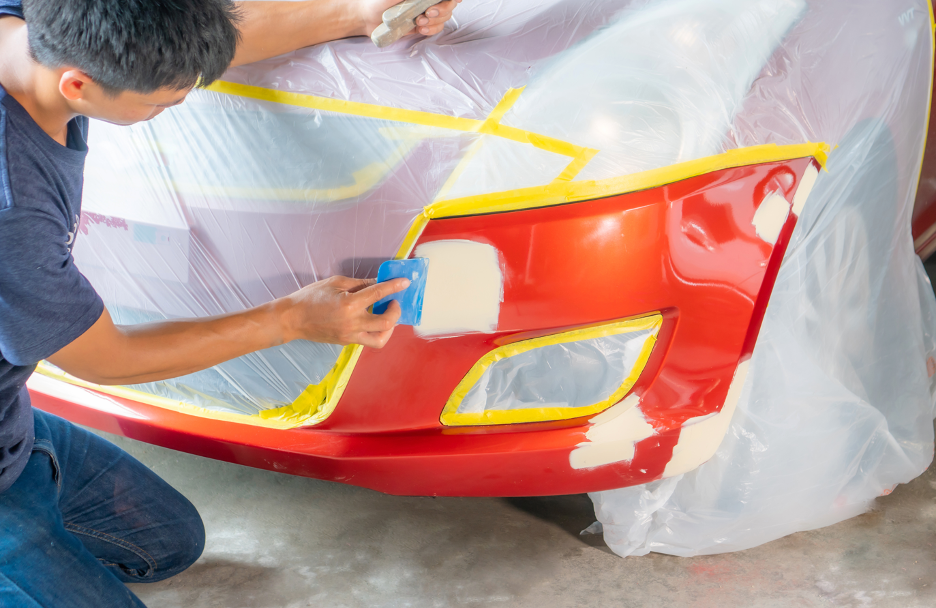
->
[912,64,936,260]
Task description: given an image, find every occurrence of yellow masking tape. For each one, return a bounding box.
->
[553,148,600,183]
[426,142,830,220]
[35,344,365,430]
[431,137,488,204]
[395,214,430,260]
[204,81,480,133]
[440,315,663,426]
[479,123,583,158]
[258,344,363,426]
[204,82,592,166]
[429,89,526,204]
[34,362,299,429]
[481,87,526,127]
[168,142,415,202]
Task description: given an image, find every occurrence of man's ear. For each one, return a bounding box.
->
[59,69,94,102]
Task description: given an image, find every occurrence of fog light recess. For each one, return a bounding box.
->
[440,315,662,426]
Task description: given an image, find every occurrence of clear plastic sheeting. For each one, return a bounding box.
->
[458,329,654,415]
[588,2,936,556]
[492,0,806,185]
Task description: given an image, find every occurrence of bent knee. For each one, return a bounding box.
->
[173,500,206,571]
[138,495,205,582]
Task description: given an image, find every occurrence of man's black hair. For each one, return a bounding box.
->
[23,0,241,94]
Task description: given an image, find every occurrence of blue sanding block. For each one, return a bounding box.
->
[373,258,429,326]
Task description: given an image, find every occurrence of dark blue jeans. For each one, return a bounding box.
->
[0,409,205,607]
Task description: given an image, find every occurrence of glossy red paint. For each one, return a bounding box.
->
[912,64,936,260]
[31,157,817,496]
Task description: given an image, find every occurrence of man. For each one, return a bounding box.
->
[0,0,458,605]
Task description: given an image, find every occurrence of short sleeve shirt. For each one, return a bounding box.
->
[0,1,105,492]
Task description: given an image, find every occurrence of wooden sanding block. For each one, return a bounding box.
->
[371,0,439,48]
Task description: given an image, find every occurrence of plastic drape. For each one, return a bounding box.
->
[587,0,936,555]
[73,0,936,554]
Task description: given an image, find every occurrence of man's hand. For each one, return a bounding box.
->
[47,275,409,386]
[354,0,461,39]
[231,0,462,67]
[280,276,408,348]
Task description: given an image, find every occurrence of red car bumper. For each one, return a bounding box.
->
[31,153,820,496]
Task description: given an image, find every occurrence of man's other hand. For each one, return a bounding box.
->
[355,0,461,39]
[232,0,463,67]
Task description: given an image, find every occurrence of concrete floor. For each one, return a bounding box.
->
[96,424,936,608]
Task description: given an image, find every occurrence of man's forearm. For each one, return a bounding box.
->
[231,1,361,68]
[46,276,407,386]
[48,302,290,386]
[230,0,459,67]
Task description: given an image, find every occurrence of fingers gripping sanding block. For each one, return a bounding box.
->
[373,258,430,326]
[370,0,439,48]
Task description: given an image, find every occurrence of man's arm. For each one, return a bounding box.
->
[231,0,460,67]
[46,276,407,386]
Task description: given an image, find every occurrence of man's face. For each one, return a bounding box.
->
[82,86,193,125]
[58,70,193,125]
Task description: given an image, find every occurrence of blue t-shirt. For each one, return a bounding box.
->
[0,2,105,492]
[0,0,18,19]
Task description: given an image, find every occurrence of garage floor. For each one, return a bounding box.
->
[107,425,936,608]
[107,261,936,608]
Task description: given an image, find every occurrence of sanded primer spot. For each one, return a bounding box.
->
[569,394,655,469]
[792,163,819,216]
[752,192,790,244]
[662,359,750,478]
[414,240,503,337]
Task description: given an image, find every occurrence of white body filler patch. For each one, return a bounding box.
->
[662,359,750,478]
[569,394,656,469]
[792,163,819,216]
[751,192,791,245]
[414,240,504,337]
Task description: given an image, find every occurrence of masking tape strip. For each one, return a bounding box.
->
[440,315,662,426]
[36,336,366,429]
[168,142,416,202]
[431,137,488,203]
[205,81,480,132]
[204,82,592,164]
[429,88,518,206]
[426,142,830,220]
[33,362,299,430]
[481,87,526,127]
[34,344,366,429]
[258,344,363,426]
[395,214,430,260]
[553,149,600,183]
